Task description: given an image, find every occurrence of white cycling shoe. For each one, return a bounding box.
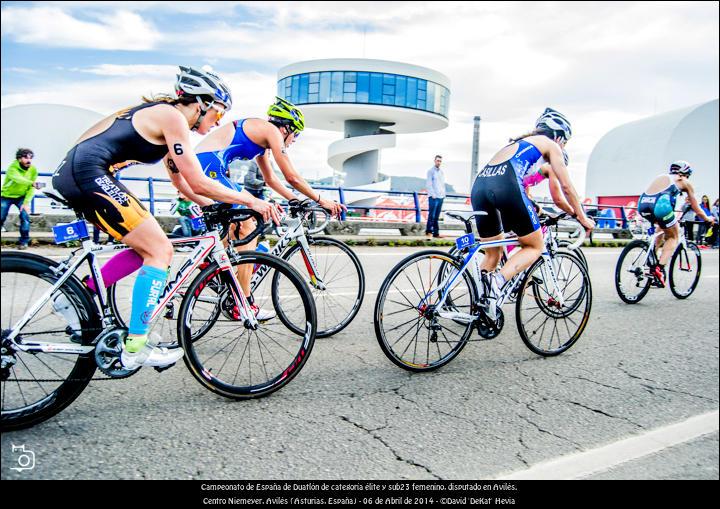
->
[484,272,504,321]
[121,339,184,370]
[251,305,276,322]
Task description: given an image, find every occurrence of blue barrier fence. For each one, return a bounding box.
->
[3,171,632,229]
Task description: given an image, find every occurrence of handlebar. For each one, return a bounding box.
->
[200,203,266,247]
[540,212,586,250]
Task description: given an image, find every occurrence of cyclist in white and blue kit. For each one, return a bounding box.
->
[471,108,595,319]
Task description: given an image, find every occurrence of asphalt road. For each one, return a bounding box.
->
[2,246,718,480]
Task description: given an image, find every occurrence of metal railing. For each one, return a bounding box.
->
[3,170,636,230]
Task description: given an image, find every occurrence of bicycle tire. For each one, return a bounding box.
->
[276,237,365,338]
[556,240,588,271]
[1,252,100,431]
[615,240,652,304]
[177,252,316,399]
[669,242,702,299]
[516,252,592,356]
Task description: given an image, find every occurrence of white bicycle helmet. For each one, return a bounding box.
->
[175,65,232,111]
[535,107,572,143]
[669,160,693,176]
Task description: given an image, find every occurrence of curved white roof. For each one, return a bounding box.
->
[586,99,719,200]
[1,103,103,174]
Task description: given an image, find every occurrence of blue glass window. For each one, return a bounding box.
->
[426,82,436,112]
[308,93,319,103]
[309,72,320,83]
[395,76,406,106]
[356,72,369,103]
[309,82,319,94]
[344,82,356,93]
[382,94,394,105]
[418,89,426,101]
[369,73,383,103]
[319,72,331,101]
[344,72,356,83]
[291,75,300,104]
[418,79,427,91]
[299,74,309,104]
[418,99,426,110]
[330,71,343,102]
[383,73,395,84]
[343,92,356,102]
[406,77,417,107]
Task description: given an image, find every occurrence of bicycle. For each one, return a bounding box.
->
[615,222,703,304]
[106,198,365,339]
[374,211,592,372]
[1,200,317,431]
[252,199,365,338]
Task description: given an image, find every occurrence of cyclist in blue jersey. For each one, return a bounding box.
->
[167,97,345,316]
[471,108,595,319]
[637,160,714,286]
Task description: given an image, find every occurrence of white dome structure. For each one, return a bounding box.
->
[586,99,719,204]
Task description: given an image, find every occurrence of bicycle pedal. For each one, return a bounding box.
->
[154,362,177,373]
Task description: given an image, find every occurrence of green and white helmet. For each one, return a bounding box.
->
[267,96,305,133]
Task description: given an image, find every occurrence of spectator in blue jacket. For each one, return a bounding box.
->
[696,195,712,245]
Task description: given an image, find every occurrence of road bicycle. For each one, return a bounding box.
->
[1,201,316,431]
[374,211,592,371]
[106,199,365,339]
[615,222,702,303]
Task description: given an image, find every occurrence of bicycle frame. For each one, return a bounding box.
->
[627,227,689,272]
[428,236,567,323]
[250,213,326,292]
[7,229,258,356]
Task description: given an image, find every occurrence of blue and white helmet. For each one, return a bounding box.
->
[175,65,232,111]
[669,160,692,176]
[535,107,572,143]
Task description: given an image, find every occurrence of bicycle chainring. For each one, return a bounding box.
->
[94,328,140,379]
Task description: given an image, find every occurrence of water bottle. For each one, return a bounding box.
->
[257,240,270,254]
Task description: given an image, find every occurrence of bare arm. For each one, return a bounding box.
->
[256,152,296,201]
[163,155,214,207]
[542,140,594,230]
[264,125,344,216]
[545,165,574,215]
[158,108,280,224]
[681,180,714,222]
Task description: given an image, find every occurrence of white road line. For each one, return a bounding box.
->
[494,409,719,480]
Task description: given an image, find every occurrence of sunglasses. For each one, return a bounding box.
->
[206,102,226,123]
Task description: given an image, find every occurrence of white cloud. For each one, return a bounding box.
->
[1,6,160,50]
[2,2,718,197]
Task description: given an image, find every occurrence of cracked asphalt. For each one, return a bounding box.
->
[2,246,718,480]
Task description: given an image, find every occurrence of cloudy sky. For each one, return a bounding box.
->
[1,1,718,194]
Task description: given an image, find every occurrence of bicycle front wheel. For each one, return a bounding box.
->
[178,252,316,399]
[374,250,478,372]
[276,237,364,337]
[516,252,592,356]
[669,242,702,299]
[1,252,100,431]
[615,240,652,304]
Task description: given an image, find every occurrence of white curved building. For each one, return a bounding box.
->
[586,99,719,206]
[277,59,451,195]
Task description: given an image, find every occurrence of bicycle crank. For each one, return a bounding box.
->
[94,327,140,379]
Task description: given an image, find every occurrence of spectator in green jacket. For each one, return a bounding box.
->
[1,148,40,249]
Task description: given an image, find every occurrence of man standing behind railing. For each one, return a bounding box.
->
[425,155,446,238]
[1,148,40,249]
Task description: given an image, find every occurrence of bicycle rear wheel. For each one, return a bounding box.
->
[516,252,592,356]
[177,252,316,399]
[276,237,364,337]
[615,240,652,304]
[1,252,100,431]
[669,242,701,299]
[374,250,478,372]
